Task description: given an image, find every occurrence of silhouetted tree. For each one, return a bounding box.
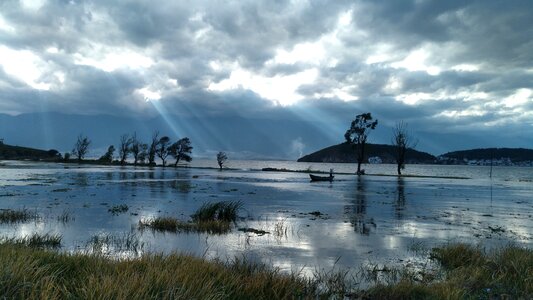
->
[217,151,227,170]
[72,134,91,161]
[118,134,133,165]
[138,144,148,164]
[63,152,71,161]
[148,131,159,166]
[156,136,171,166]
[392,121,417,175]
[345,113,378,175]
[130,132,145,165]
[169,137,193,167]
[99,145,115,164]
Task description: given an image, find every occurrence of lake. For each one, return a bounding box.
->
[0,160,531,276]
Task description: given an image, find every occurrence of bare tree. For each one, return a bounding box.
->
[345,113,378,175]
[148,131,159,166]
[118,134,133,165]
[216,151,227,170]
[72,134,91,161]
[169,137,193,167]
[130,132,145,165]
[156,136,171,166]
[99,145,115,164]
[392,121,417,175]
[138,144,148,164]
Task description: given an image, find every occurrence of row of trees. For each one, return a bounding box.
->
[71,131,193,167]
[345,112,416,175]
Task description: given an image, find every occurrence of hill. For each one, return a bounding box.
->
[439,148,533,165]
[0,141,61,161]
[297,143,436,163]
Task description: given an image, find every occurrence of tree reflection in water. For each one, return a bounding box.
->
[344,176,376,235]
[394,177,406,220]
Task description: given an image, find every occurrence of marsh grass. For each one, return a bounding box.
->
[0,242,529,299]
[0,242,317,299]
[1,233,61,248]
[0,208,38,223]
[363,244,533,299]
[57,210,73,223]
[139,217,231,234]
[86,232,144,255]
[191,200,242,222]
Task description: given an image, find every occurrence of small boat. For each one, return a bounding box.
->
[309,174,334,182]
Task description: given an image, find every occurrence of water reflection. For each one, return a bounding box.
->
[344,177,375,235]
[394,177,406,220]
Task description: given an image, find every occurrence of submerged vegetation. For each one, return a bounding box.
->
[0,242,530,299]
[0,208,38,223]
[108,204,129,215]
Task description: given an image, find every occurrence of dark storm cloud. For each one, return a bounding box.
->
[0,0,531,155]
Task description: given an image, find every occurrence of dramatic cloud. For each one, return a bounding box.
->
[0,0,531,157]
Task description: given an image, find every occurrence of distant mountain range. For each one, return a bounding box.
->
[297,143,436,163]
[298,143,533,166]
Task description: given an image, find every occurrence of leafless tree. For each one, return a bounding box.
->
[148,131,159,166]
[392,121,417,175]
[345,113,378,175]
[118,134,133,165]
[72,134,91,161]
[130,132,146,165]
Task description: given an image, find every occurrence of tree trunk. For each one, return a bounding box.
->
[397,163,402,175]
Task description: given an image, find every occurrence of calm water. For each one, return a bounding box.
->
[0,160,531,276]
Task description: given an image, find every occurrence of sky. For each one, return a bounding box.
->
[0,0,532,159]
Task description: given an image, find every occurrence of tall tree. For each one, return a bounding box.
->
[138,144,148,165]
[169,137,193,167]
[72,134,91,162]
[148,131,159,166]
[345,113,378,175]
[216,151,227,170]
[392,121,417,175]
[118,134,133,165]
[99,145,115,164]
[156,136,171,166]
[130,132,145,165]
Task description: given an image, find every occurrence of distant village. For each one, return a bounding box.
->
[436,156,533,167]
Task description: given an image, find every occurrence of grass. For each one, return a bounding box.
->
[0,208,38,223]
[362,244,533,299]
[108,204,129,215]
[57,210,73,223]
[0,242,319,299]
[191,200,242,222]
[139,217,232,234]
[1,233,61,248]
[86,232,144,255]
[0,242,530,299]
[139,201,243,234]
